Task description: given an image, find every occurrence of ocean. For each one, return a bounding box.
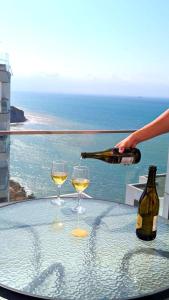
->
[10,91,169,202]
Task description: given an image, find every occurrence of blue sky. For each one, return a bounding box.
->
[0,0,169,96]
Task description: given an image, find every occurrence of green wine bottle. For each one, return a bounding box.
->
[81,147,141,164]
[136,165,159,241]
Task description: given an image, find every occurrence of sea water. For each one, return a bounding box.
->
[10,91,169,202]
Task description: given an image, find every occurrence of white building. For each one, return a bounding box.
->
[0,63,11,202]
[125,169,169,219]
[125,173,166,217]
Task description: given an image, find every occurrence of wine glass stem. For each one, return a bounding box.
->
[58,185,61,199]
[78,192,82,207]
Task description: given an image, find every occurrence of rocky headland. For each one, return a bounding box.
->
[10,180,35,201]
[10,106,27,123]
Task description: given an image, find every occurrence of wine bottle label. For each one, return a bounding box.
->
[136,214,142,229]
[152,216,158,231]
[121,157,134,164]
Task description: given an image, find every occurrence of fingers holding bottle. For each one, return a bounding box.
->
[115,132,139,153]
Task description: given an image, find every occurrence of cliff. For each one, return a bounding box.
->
[10,180,35,201]
[10,106,27,123]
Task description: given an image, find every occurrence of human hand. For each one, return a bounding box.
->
[115,133,138,153]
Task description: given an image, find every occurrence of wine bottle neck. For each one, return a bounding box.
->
[146,168,156,187]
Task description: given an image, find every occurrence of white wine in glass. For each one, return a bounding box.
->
[71,165,90,214]
[51,160,68,205]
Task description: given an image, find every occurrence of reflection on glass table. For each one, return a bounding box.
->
[51,205,64,231]
[71,210,89,238]
[0,198,169,300]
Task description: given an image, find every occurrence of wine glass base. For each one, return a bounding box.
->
[72,206,86,214]
[51,198,65,206]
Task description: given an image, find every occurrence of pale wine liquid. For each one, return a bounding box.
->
[72,178,89,192]
[51,172,68,185]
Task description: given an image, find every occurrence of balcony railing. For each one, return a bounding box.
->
[0,129,136,135]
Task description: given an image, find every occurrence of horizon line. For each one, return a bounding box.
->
[11,90,169,100]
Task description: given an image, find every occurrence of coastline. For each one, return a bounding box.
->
[9,92,169,201]
[10,179,35,201]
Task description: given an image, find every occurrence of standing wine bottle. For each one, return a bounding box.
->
[81,147,141,164]
[136,165,159,241]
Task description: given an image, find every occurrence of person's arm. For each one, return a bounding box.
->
[115,109,169,152]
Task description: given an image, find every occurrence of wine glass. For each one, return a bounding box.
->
[51,160,68,205]
[71,165,90,214]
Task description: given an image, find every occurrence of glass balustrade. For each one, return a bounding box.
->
[0,131,166,205]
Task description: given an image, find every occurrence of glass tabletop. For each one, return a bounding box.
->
[0,198,169,300]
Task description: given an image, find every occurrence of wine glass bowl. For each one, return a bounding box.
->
[51,172,67,186]
[51,160,68,205]
[71,178,90,194]
[71,165,90,214]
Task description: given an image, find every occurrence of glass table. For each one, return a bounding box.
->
[0,198,169,300]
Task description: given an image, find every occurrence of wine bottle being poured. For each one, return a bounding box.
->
[81,147,141,164]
